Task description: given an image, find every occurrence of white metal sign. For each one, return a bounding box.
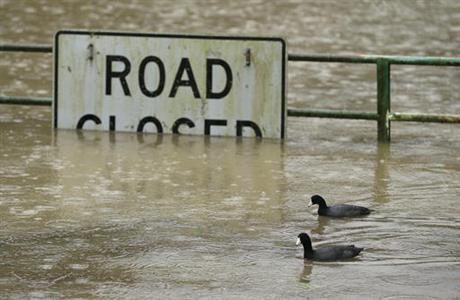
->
[54,30,286,138]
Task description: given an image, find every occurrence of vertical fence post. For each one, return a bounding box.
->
[377,59,391,143]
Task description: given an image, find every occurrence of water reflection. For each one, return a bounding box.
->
[51,130,287,230]
[374,143,391,204]
[311,216,331,235]
[136,132,164,145]
[299,262,313,284]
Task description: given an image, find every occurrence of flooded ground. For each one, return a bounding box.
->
[1,1,460,299]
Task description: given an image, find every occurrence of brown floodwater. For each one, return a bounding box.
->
[1,1,459,299]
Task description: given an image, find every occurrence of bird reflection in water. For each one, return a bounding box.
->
[310,215,331,235]
[299,262,313,284]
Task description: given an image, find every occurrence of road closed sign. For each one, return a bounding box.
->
[54,30,286,139]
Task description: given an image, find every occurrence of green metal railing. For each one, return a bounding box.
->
[288,53,460,142]
[1,44,460,142]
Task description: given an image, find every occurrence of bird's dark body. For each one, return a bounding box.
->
[318,204,371,217]
[297,232,363,261]
[311,195,372,218]
[306,245,363,261]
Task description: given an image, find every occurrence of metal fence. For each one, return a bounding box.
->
[1,43,459,142]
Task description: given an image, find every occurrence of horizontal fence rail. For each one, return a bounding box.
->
[0,95,52,106]
[1,43,460,142]
[390,112,460,123]
[288,54,460,66]
[0,44,53,53]
[287,108,378,120]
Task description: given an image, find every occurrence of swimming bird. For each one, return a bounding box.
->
[309,195,372,217]
[296,232,363,261]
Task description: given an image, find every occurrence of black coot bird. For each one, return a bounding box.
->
[309,195,372,217]
[296,232,363,261]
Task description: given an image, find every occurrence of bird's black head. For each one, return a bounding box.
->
[296,232,313,253]
[296,232,312,246]
[310,195,327,208]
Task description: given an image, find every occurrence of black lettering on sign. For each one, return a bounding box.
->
[169,58,201,99]
[139,56,165,98]
[77,114,101,129]
[109,115,116,131]
[206,58,232,99]
[172,118,195,134]
[204,119,227,135]
[137,116,163,133]
[105,55,131,96]
[236,120,262,138]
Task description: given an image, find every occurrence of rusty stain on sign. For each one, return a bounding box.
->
[54,30,286,139]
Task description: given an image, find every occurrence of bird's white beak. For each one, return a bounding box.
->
[307,200,312,207]
[296,237,301,246]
